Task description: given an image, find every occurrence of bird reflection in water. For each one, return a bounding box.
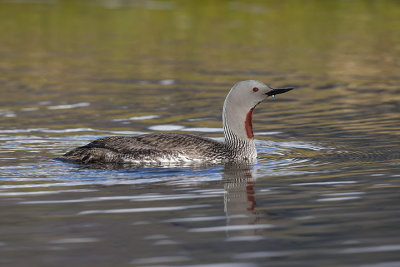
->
[222,162,263,238]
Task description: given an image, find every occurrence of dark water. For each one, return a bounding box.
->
[1,0,400,266]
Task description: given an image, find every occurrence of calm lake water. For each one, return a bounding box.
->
[1,0,400,266]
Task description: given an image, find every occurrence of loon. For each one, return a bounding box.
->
[58,80,293,164]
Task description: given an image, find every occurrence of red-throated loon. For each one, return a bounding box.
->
[58,80,293,164]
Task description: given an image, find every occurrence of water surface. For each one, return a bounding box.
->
[1,0,400,266]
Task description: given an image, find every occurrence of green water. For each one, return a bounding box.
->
[0,0,400,266]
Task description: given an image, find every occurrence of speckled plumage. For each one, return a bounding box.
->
[58,80,293,165]
[60,133,233,164]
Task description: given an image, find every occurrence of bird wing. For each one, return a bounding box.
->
[59,133,227,164]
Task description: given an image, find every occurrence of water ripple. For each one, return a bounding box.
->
[78,204,210,215]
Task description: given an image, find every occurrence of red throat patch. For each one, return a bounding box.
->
[245,108,254,139]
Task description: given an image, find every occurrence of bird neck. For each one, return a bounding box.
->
[222,99,257,159]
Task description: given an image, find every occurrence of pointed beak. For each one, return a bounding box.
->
[266,87,294,97]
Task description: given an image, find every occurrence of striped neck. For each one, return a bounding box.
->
[222,101,257,161]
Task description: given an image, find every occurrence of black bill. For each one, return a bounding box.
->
[266,87,294,96]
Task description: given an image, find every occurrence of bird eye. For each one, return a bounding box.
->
[253,87,259,92]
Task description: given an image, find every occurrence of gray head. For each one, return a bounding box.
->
[222,80,294,156]
[224,80,293,111]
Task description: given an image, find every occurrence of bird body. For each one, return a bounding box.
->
[58,80,293,165]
